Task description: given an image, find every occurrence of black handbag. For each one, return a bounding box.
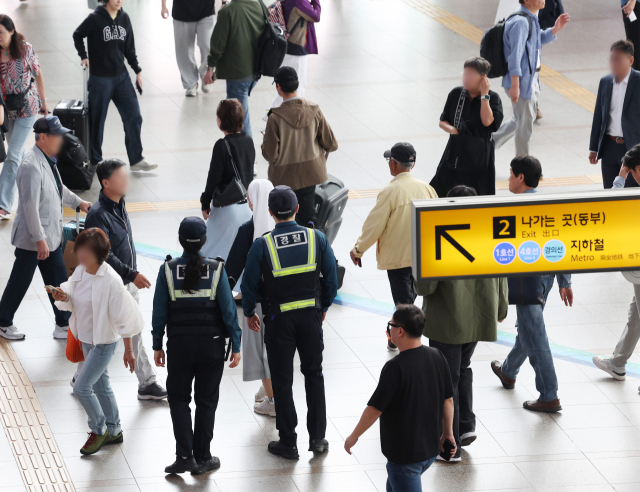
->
[211,139,247,208]
[444,89,489,173]
[508,276,545,305]
[4,77,34,112]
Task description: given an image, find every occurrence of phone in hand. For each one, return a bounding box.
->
[439,438,456,462]
[135,80,143,95]
[45,285,66,297]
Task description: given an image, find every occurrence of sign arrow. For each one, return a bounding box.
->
[435,225,475,263]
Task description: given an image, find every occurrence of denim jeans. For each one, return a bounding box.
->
[74,341,121,436]
[0,245,70,328]
[226,78,257,140]
[502,275,558,402]
[0,115,38,212]
[386,457,437,492]
[88,71,144,166]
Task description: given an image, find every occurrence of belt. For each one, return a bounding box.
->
[608,135,625,144]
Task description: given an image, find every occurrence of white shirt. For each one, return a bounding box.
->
[607,69,631,138]
[74,270,95,344]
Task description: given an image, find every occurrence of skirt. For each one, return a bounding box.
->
[242,303,270,381]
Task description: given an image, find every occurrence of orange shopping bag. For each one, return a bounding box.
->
[66,329,84,363]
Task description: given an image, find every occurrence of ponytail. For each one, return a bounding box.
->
[178,238,206,294]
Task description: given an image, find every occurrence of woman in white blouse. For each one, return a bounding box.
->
[52,228,144,455]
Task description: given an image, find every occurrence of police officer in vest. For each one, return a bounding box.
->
[151,217,242,475]
[242,185,338,459]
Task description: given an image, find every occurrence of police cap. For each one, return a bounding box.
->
[268,185,298,217]
[178,216,207,242]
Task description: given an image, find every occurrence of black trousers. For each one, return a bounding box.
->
[166,335,225,463]
[387,267,417,305]
[600,137,639,189]
[624,4,640,71]
[294,185,317,228]
[264,309,326,447]
[428,339,478,459]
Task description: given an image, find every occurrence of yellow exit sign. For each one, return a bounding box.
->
[411,190,640,281]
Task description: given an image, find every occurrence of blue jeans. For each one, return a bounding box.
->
[386,457,437,492]
[226,78,257,140]
[88,72,144,166]
[75,341,121,436]
[502,276,558,402]
[0,115,38,212]
[0,245,70,328]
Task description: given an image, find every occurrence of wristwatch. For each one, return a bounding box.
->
[481,94,490,101]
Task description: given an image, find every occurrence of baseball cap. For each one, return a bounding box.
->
[273,66,298,86]
[268,185,298,217]
[178,216,207,242]
[383,142,416,164]
[33,115,71,136]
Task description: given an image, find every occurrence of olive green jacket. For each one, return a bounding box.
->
[416,278,509,345]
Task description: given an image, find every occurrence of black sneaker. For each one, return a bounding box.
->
[309,439,329,453]
[191,457,221,475]
[267,440,299,460]
[387,338,398,352]
[137,382,168,400]
[165,457,198,474]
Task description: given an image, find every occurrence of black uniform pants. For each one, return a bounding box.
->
[429,340,478,459]
[294,185,317,228]
[387,267,417,305]
[264,309,326,448]
[166,335,225,463]
[601,137,639,189]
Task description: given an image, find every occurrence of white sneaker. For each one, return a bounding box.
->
[0,324,25,340]
[592,355,626,381]
[185,84,198,97]
[460,432,477,447]
[201,80,212,93]
[254,397,276,417]
[436,455,461,463]
[255,385,267,402]
[130,159,158,172]
[0,209,12,220]
[53,324,68,339]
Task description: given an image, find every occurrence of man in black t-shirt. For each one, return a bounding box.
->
[344,304,455,492]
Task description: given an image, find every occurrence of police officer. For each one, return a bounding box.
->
[151,217,242,475]
[241,186,338,459]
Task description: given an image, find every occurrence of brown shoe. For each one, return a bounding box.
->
[491,361,515,389]
[523,399,562,413]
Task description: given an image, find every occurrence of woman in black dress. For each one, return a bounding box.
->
[431,57,503,197]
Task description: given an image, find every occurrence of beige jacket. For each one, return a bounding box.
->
[352,173,438,270]
[263,98,338,190]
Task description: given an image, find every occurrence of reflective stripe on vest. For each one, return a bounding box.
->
[263,229,316,278]
[165,261,222,301]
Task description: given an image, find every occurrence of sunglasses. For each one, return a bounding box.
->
[386,321,403,337]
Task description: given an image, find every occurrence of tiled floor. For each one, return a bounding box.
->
[1,0,640,490]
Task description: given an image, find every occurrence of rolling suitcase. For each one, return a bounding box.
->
[62,207,85,277]
[314,174,348,245]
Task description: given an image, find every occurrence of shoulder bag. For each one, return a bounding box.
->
[444,89,490,174]
[211,139,248,208]
[4,77,34,112]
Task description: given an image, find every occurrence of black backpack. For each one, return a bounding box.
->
[480,12,532,79]
[57,133,95,191]
[255,0,287,79]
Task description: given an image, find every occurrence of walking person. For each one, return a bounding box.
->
[73,0,157,171]
[226,179,276,416]
[589,40,640,189]
[621,0,640,71]
[262,67,338,227]
[161,0,215,97]
[51,228,143,455]
[203,0,265,139]
[79,159,167,400]
[200,99,254,261]
[416,185,508,462]
[241,185,338,459]
[0,15,50,220]
[431,57,503,197]
[0,116,91,341]
[492,0,570,157]
[350,143,438,351]
[152,217,242,475]
[344,304,456,492]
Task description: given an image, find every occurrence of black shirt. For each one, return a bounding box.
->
[38,147,62,198]
[172,0,215,23]
[368,345,454,464]
[440,87,503,140]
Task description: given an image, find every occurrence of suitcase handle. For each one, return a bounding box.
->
[73,206,81,239]
[83,67,88,108]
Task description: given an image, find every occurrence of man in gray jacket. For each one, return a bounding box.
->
[0,116,91,340]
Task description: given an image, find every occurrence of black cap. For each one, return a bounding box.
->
[268,185,298,217]
[273,66,298,86]
[178,216,207,242]
[33,115,71,136]
[383,142,416,164]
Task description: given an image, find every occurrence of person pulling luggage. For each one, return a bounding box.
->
[151,216,241,476]
[241,185,338,459]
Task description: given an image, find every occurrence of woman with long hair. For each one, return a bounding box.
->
[226,179,276,416]
[151,217,242,476]
[0,14,49,219]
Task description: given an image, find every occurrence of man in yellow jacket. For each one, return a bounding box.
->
[350,142,438,351]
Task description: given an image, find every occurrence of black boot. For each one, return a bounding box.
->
[267,440,299,460]
[309,439,329,453]
[191,457,221,475]
[165,457,198,474]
